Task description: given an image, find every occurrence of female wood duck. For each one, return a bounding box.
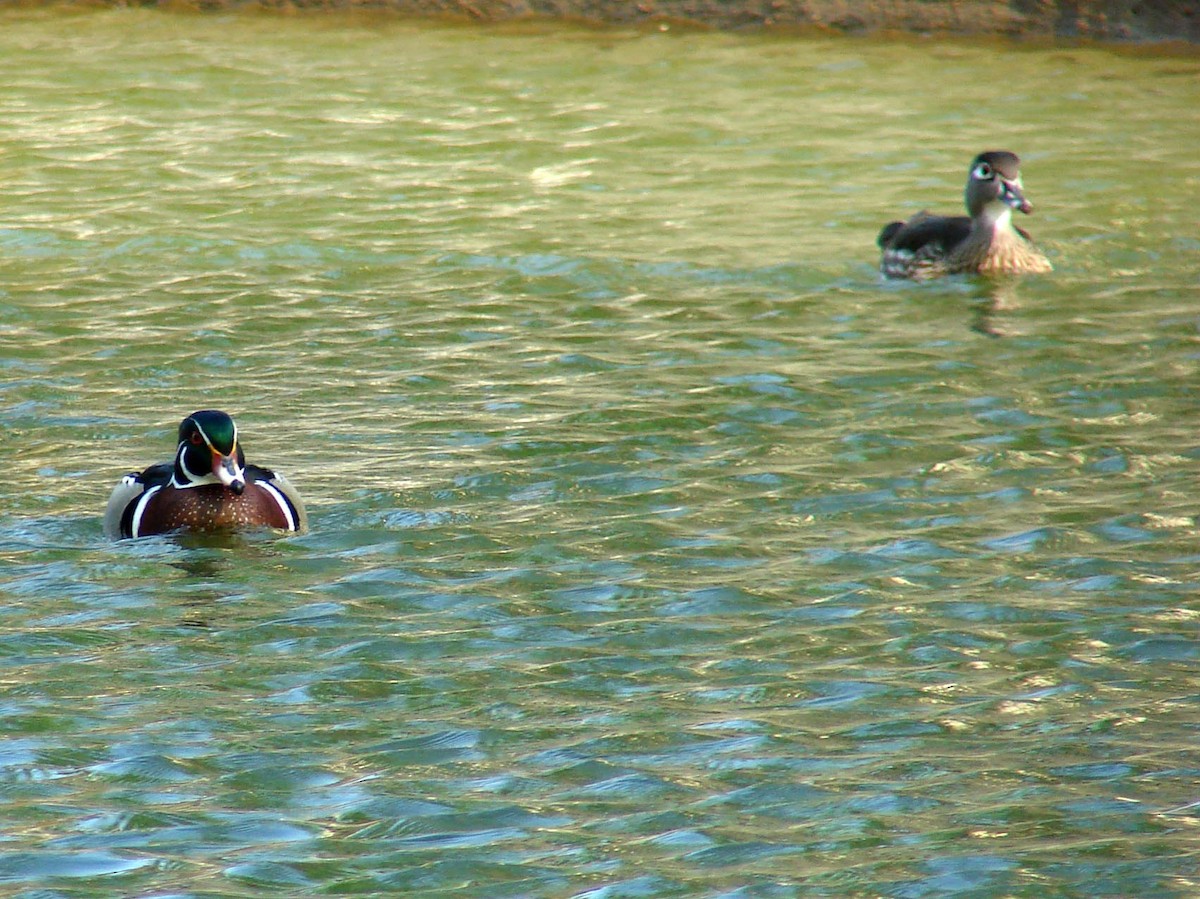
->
[104,410,306,539]
[877,151,1052,279]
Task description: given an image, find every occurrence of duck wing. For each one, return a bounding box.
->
[879,212,972,278]
[103,462,173,539]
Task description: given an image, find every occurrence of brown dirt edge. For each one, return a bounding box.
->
[35,0,1200,43]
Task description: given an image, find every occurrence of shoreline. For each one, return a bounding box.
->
[54,0,1200,44]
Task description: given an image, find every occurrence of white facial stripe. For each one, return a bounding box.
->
[175,443,207,486]
[193,419,238,455]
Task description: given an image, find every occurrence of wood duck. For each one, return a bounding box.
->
[104,410,306,539]
[877,151,1052,279]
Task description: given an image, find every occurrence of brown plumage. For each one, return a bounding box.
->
[104,410,306,539]
[133,482,298,534]
[878,151,1052,279]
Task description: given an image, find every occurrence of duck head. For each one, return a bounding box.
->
[966,150,1033,223]
[172,409,247,494]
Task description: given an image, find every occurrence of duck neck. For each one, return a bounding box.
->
[171,444,218,489]
[971,202,1015,239]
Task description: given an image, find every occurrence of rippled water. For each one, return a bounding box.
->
[2,8,1199,895]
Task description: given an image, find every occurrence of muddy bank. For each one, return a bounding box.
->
[116,0,1198,43]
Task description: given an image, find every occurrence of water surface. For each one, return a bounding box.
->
[1,10,1199,895]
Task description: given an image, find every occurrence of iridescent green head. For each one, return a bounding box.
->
[174,410,246,493]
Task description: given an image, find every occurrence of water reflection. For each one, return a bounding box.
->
[1,10,1198,896]
[970,280,1023,337]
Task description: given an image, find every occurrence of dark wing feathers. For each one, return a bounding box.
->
[876,221,905,249]
[881,214,971,256]
[244,463,277,483]
[135,462,174,488]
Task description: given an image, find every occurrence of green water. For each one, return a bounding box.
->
[2,8,1200,895]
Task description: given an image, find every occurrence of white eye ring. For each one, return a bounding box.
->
[972,162,994,179]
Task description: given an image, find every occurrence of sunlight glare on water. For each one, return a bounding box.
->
[1,9,1200,895]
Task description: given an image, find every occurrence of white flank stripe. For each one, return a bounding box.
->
[259,481,297,531]
[130,485,161,538]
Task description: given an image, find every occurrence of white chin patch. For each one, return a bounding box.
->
[989,205,1013,230]
[215,466,244,490]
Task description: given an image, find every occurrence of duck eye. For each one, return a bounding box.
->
[189,432,203,445]
[972,163,993,179]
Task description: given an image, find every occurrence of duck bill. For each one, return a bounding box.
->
[1000,178,1032,214]
[213,452,246,495]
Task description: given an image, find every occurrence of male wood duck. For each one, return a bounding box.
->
[877,151,1052,279]
[104,410,306,539]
